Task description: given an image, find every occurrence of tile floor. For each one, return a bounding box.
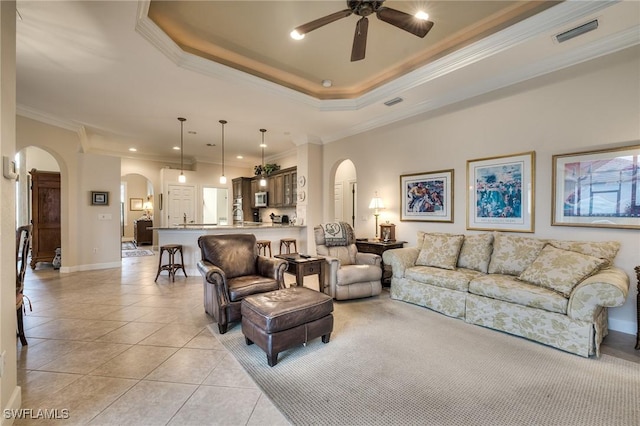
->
[15,250,639,425]
[16,252,292,425]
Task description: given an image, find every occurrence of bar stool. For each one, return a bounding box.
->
[279,238,297,254]
[155,244,187,282]
[256,240,272,257]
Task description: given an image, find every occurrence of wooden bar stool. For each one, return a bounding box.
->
[279,238,297,254]
[155,244,187,282]
[256,240,272,257]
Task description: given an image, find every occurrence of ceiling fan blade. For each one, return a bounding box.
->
[376,7,434,38]
[351,17,369,62]
[293,9,352,36]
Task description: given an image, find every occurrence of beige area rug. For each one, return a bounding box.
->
[121,249,154,257]
[214,291,640,426]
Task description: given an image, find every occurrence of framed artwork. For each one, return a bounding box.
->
[91,191,109,206]
[467,151,535,232]
[552,144,640,229]
[129,198,143,211]
[400,169,454,222]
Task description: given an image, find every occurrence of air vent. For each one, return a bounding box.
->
[384,97,403,107]
[556,19,598,43]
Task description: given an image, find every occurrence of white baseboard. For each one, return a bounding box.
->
[1,385,22,426]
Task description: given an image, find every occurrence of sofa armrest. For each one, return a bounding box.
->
[256,256,288,288]
[382,247,420,278]
[567,267,630,321]
[356,252,381,266]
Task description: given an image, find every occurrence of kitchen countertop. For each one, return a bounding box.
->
[151,223,305,230]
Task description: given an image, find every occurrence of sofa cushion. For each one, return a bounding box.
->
[518,245,607,297]
[416,233,464,270]
[457,233,494,273]
[547,240,620,266]
[469,274,568,314]
[487,233,546,276]
[405,266,481,292]
[336,264,382,286]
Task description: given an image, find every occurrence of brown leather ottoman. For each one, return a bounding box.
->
[241,286,334,367]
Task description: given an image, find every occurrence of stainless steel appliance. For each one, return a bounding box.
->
[233,198,243,223]
[255,192,268,207]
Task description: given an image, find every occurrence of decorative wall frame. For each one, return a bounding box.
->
[91,191,109,206]
[467,151,535,232]
[400,169,453,222]
[552,144,640,229]
[129,198,143,211]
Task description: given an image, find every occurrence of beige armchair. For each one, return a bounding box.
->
[197,234,288,334]
[314,222,382,300]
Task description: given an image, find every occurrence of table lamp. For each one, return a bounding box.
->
[368,192,385,239]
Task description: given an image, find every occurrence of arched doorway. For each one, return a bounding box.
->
[333,160,357,228]
[121,173,154,249]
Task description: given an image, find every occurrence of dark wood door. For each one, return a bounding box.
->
[30,169,61,269]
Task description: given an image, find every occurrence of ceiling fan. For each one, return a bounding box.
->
[291,0,434,62]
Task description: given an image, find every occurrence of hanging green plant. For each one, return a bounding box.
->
[254,163,280,176]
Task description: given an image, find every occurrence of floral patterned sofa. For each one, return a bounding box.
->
[382,232,630,357]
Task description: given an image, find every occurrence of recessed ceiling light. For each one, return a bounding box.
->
[322,79,332,88]
[415,11,429,21]
[128,147,137,152]
[236,155,243,159]
[173,146,180,150]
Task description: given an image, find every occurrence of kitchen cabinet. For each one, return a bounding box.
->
[250,178,259,208]
[232,177,254,222]
[269,174,284,207]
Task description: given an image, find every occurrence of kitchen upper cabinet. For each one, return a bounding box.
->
[269,174,284,207]
[250,178,259,208]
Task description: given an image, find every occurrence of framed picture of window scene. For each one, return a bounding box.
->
[467,151,535,232]
[400,169,454,222]
[91,191,109,206]
[552,144,640,229]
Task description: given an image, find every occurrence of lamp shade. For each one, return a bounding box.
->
[369,196,385,210]
[142,200,153,211]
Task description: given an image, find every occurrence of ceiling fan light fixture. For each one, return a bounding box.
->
[290,29,305,40]
[414,11,429,21]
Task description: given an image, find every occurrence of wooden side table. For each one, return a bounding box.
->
[275,254,326,293]
[355,240,406,286]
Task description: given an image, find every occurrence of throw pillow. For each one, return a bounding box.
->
[487,233,546,276]
[457,233,494,273]
[518,244,607,297]
[416,233,464,270]
[547,240,620,265]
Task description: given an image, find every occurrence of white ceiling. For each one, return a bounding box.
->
[15,1,640,170]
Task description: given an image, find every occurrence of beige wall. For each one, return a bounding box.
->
[1,0,19,415]
[322,46,640,334]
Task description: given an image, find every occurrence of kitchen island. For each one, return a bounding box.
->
[153,223,307,275]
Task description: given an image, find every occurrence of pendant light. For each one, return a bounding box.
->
[177,117,186,183]
[259,129,267,187]
[219,120,227,184]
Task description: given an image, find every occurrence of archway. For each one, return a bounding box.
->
[121,173,154,248]
[333,159,357,228]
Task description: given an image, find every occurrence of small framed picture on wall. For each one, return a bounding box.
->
[91,191,109,206]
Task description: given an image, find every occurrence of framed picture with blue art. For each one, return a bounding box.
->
[552,144,640,229]
[400,169,454,222]
[467,151,535,232]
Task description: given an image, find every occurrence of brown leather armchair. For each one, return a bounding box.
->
[197,234,288,334]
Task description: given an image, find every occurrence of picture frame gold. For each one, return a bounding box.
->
[467,151,535,232]
[129,198,143,211]
[400,169,454,222]
[552,144,640,229]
